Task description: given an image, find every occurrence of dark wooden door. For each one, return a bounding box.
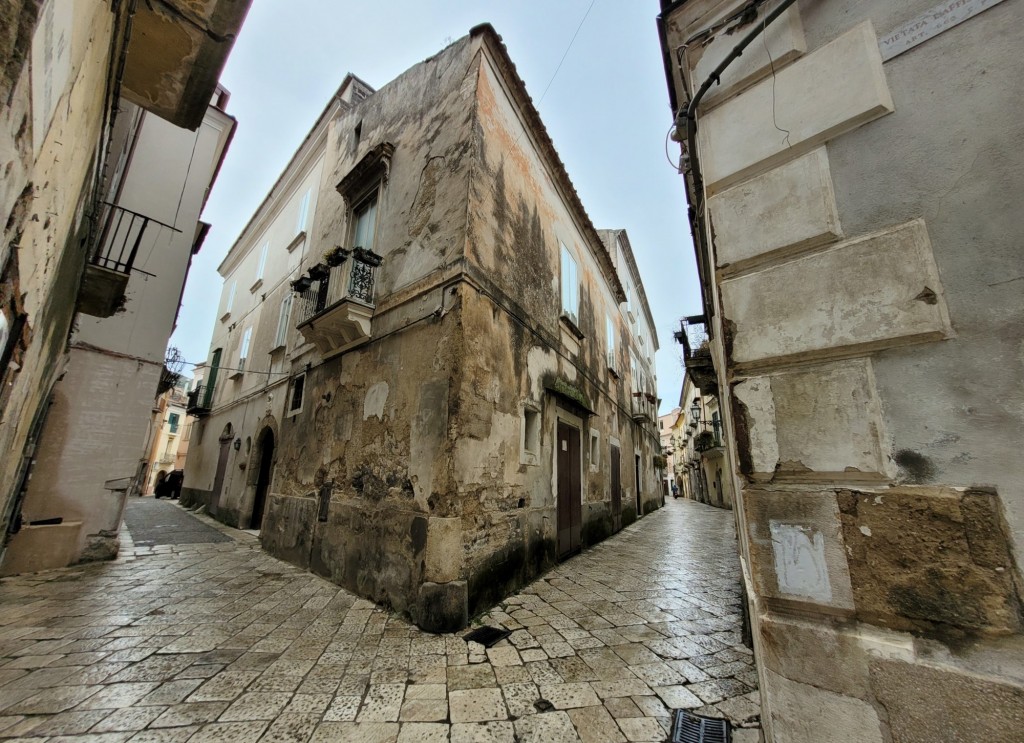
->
[250,430,274,530]
[556,420,582,559]
[610,444,622,532]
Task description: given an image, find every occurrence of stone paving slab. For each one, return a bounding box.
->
[0,499,761,741]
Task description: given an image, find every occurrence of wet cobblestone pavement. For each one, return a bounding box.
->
[0,498,760,742]
[123,499,231,547]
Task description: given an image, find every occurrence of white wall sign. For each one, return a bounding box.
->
[769,521,833,603]
[879,0,1008,61]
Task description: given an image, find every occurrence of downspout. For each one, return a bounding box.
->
[678,0,799,329]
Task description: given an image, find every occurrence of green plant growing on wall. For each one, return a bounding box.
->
[694,430,716,452]
[544,375,593,411]
[653,453,667,469]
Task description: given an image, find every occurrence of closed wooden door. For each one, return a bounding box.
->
[250,430,275,530]
[556,420,582,559]
[610,444,622,532]
[211,435,231,515]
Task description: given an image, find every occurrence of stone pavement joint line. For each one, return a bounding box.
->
[0,498,761,742]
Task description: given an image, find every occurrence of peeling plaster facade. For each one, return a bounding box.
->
[0,0,249,570]
[659,0,1024,740]
[184,27,662,632]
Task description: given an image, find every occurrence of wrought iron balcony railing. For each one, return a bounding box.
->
[78,203,179,317]
[293,248,382,357]
[630,390,658,423]
[674,315,718,396]
[186,383,214,416]
[93,202,177,275]
[294,248,382,324]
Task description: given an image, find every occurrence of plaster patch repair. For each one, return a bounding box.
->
[363,381,389,420]
[770,521,833,602]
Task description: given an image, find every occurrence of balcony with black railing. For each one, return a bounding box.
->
[293,247,382,357]
[674,315,718,396]
[186,383,214,417]
[78,203,179,318]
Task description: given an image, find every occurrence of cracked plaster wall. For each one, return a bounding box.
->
[0,1,116,547]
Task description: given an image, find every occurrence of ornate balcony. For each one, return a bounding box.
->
[294,248,382,358]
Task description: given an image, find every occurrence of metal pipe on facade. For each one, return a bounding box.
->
[679,0,800,327]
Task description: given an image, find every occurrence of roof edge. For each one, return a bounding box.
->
[216,73,374,275]
[470,24,627,304]
[610,229,659,349]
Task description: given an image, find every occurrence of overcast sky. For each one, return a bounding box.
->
[169,0,700,414]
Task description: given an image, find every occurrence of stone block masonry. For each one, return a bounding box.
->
[659,0,1024,740]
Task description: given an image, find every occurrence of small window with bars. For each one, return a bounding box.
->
[288,373,305,415]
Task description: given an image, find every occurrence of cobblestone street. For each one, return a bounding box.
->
[0,498,760,742]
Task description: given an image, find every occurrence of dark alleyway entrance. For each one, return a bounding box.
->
[0,498,760,741]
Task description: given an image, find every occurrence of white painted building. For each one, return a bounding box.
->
[1,92,235,573]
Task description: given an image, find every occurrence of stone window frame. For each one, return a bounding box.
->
[336,142,395,257]
[520,400,542,466]
[286,372,305,417]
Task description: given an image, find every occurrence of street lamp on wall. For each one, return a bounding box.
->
[690,402,701,422]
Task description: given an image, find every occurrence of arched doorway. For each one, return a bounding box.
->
[250,428,275,530]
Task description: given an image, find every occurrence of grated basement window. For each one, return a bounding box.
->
[671,710,731,743]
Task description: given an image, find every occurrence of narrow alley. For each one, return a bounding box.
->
[0,499,758,742]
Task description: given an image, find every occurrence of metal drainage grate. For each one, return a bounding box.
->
[462,626,512,647]
[671,710,731,743]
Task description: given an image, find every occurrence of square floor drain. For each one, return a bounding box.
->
[671,710,731,743]
[462,626,511,647]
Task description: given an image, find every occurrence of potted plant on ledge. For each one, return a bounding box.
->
[323,246,349,267]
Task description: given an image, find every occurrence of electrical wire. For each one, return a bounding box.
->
[679,0,769,52]
[537,0,598,106]
[665,122,680,170]
[762,15,791,148]
[188,278,659,436]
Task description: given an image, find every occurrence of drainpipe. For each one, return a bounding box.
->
[678,0,800,329]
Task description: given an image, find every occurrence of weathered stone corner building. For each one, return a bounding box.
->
[183,25,662,632]
[658,0,1024,740]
